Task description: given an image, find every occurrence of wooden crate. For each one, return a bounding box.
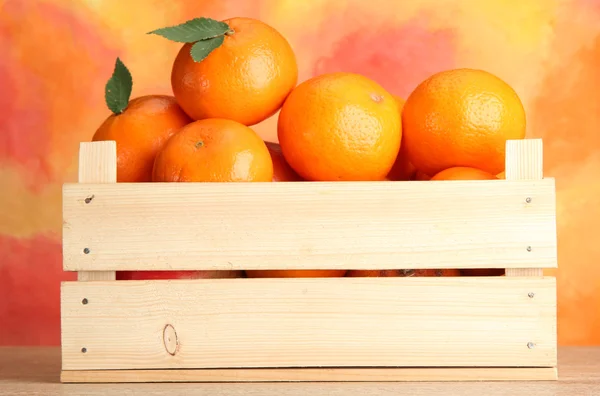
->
[60,138,558,383]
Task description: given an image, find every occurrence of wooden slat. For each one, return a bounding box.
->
[62,179,557,272]
[60,367,558,383]
[75,141,116,281]
[505,139,548,277]
[61,277,557,370]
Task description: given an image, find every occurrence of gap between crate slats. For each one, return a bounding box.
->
[60,366,558,383]
[61,277,557,371]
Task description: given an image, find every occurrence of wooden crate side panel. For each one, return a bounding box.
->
[60,367,558,383]
[61,277,557,370]
[62,179,557,272]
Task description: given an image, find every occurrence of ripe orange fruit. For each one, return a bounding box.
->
[402,68,526,176]
[497,171,506,179]
[265,141,303,181]
[92,95,191,182]
[246,270,347,278]
[387,95,416,181]
[169,17,298,126]
[278,72,401,181]
[152,118,273,182]
[430,167,498,181]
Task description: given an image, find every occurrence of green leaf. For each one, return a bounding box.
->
[105,57,133,115]
[148,17,230,43]
[190,36,224,62]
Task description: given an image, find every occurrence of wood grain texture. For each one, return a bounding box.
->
[62,179,557,272]
[75,141,117,281]
[505,139,544,180]
[506,268,544,277]
[60,367,558,383]
[4,347,598,394]
[61,277,557,371]
[505,139,548,277]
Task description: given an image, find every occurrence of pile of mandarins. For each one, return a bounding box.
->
[93,17,525,280]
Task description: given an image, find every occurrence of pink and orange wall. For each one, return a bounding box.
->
[1,0,599,345]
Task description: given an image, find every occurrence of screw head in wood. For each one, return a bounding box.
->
[528,292,535,298]
[83,248,90,254]
[526,197,532,203]
[81,347,87,353]
[526,246,532,252]
[82,298,88,305]
[527,342,535,349]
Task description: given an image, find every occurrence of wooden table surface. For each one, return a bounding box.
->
[0,347,598,395]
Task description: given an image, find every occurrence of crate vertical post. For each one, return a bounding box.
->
[76,141,117,281]
[505,138,546,277]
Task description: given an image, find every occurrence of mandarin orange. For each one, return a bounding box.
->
[93,93,191,182]
[402,68,526,176]
[278,72,401,181]
[169,17,298,126]
[152,118,273,182]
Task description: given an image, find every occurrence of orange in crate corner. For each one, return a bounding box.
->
[92,58,192,182]
[402,68,526,176]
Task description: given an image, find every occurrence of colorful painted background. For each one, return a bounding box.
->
[1,0,599,346]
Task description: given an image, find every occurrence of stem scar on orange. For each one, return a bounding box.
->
[402,68,526,176]
[92,58,192,182]
[149,17,298,126]
[152,118,273,182]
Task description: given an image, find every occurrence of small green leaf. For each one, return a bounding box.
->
[148,17,230,43]
[105,57,133,115]
[190,36,224,62]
